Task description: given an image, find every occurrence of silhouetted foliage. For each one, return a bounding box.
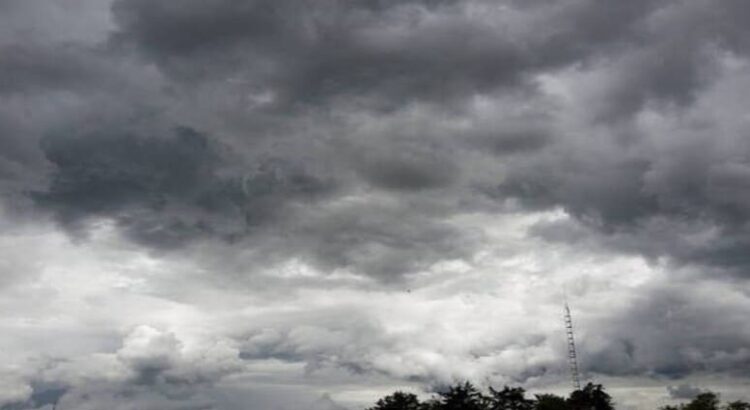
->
[487,386,534,410]
[684,393,720,410]
[367,391,422,410]
[436,382,486,410]
[366,382,747,410]
[659,392,723,410]
[725,401,750,410]
[420,398,442,410]
[567,383,614,410]
[534,393,569,410]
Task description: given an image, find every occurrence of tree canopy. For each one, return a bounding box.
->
[367,382,749,410]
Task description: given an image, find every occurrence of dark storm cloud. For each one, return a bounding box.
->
[109,0,525,108]
[500,154,657,225]
[667,384,705,400]
[0,382,67,410]
[518,135,750,275]
[348,133,459,191]
[33,127,239,247]
[32,127,334,249]
[6,1,750,403]
[288,203,480,278]
[16,0,750,279]
[582,282,750,379]
[108,0,677,111]
[591,40,718,122]
[0,115,43,188]
[476,129,551,157]
[354,151,457,191]
[491,0,750,273]
[0,44,104,94]
[28,121,472,278]
[0,0,746,269]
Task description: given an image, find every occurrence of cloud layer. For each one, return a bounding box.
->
[2,0,750,409]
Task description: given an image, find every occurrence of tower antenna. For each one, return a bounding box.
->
[564,300,582,391]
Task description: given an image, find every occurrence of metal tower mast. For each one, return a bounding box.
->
[564,302,581,391]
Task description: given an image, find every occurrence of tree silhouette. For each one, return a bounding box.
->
[567,383,614,410]
[367,391,423,410]
[487,386,534,410]
[683,392,720,410]
[660,392,723,410]
[725,401,750,410]
[534,393,569,410]
[365,382,748,410]
[419,398,442,410]
[435,382,486,410]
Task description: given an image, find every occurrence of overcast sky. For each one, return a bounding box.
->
[2,1,750,409]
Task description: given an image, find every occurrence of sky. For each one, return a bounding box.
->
[2,0,750,409]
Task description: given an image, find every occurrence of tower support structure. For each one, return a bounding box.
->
[564,302,582,391]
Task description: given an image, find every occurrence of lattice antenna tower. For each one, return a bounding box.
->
[564,301,582,391]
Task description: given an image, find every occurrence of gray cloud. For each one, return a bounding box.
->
[107,0,677,112]
[109,0,527,108]
[14,0,750,277]
[581,281,750,379]
[0,43,105,94]
[4,0,750,408]
[516,133,750,275]
[667,384,705,400]
[31,126,335,249]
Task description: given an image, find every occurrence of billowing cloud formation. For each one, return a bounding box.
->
[667,384,705,400]
[3,0,750,409]
[33,126,334,249]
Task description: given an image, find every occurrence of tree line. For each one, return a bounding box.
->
[366,382,750,410]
